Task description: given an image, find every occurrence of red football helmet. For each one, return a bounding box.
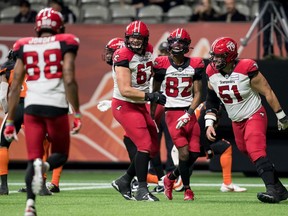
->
[210,37,238,70]
[35,8,65,36]
[167,28,191,55]
[103,37,125,65]
[125,21,149,53]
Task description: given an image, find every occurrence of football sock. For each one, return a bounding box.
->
[255,157,275,188]
[168,167,180,180]
[123,136,137,162]
[135,151,149,183]
[51,166,63,186]
[220,146,232,185]
[150,154,164,180]
[0,147,9,176]
[42,138,50,162]
[126,157,136,178]
[25,161,35,200]
[178,159,190,187]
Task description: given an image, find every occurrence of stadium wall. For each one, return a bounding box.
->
[0,23,287,171]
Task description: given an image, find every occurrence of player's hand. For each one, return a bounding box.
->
[97,100,112,112]
[4,120,18,142]
[71,113,82,134]
[176,112,191,129]
[206,126,216,142]
[145,92,166,105]
[278,116,288,130]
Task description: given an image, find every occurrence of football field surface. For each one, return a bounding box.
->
[1,170,287,216]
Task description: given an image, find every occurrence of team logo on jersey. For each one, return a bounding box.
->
[116,106,122,110]
[178,67,183,72]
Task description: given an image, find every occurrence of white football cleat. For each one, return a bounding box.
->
[220,183,247,192]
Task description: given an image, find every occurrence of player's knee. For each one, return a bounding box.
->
[210,139,230,155]
[46,153,68,170]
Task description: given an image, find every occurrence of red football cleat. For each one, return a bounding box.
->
[184,189,194,201]
[163,174,175,200]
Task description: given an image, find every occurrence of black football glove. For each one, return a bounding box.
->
[145,91,166,105]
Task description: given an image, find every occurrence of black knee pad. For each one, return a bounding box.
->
[210,139,230,155]
[255,157,274,176]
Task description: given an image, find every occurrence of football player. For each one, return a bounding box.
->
[152,28,205,201]
[205,37,288,203]
[111,21,166,201]
[4,8,81,215]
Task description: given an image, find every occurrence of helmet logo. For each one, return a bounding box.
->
[226,41,236,52]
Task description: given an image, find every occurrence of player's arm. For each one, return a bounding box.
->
[205,82,219,141]
[0,73,9,113]
[7,59,24,120]
[115,65,146,100]
[63,52,80,113]
[251,71,288,130]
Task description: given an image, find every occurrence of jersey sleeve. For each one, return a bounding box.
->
[113,48,130,68]
[13,37,31,60]
[60,33,79,55]
[191,57,205,81]
[153,56,167,83]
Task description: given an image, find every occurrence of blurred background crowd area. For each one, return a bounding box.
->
[0,0,262,24]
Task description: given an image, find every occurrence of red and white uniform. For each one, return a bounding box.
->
[206,59,267,161]
[112,43,159,157]
[206,59,261,122]
[13,34,79,110]
[13,33,79,160]
[154,56,205,152]
[112,44,153,103]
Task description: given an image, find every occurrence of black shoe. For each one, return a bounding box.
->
[39,185,52,196]
[112,177,133,200]
[275,182,288,201]
[18,187,27,193]
[134,187,159,201]
[46,182,60,193]
[150,185,164,193]
[0,187,8,195]
[257,189,280,203]
[130,178,138,193]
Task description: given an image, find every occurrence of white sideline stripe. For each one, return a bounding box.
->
[8,182,288,194]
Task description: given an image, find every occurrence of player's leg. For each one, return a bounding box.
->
[211,139,247,192]
[0,102,24,195]
[39,138,52,195]
[24,114,49,216]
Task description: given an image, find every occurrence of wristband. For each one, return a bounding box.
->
[74,112,81,118]
[6,119,14,126]
[187,108,194,115]
[276,110,286,120]
[204,114,217,127]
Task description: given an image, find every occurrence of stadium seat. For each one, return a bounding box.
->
[69,5,81,22]
[137,5,163,24]
[109,0,132,7]
[0,6,19,23]
[29,0,48,5]
[80,0,108,7]
[236,3,251,19]
[63,0,78,6]
[31,4,46,12]
[81,5,109,24]
[110,5,136,24]
[165,5,193,24]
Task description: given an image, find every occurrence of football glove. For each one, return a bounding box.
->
[276,110,288,131]
[4,120,18,142]
[97,100,112,112]
[176,112,191,129]
[145,91,166,105]
[278,116,288,131]
[71,113,82,134]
